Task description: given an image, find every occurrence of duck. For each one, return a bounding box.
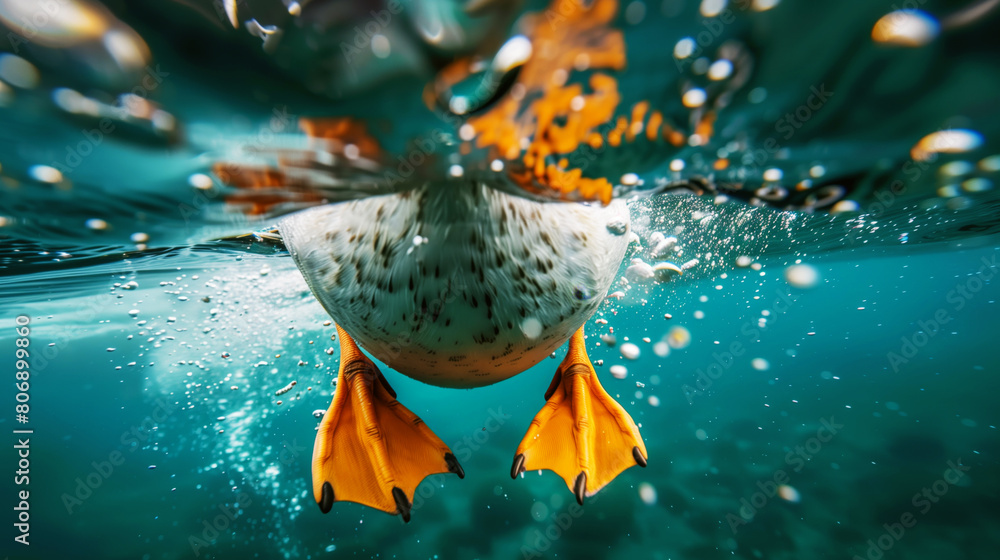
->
[212,0,657,523]
[278,180,647,522]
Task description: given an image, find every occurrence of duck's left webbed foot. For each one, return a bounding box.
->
[312,326,464,522]
[511,327,647,504]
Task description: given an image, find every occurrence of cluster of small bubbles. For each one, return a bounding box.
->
[275,380,297,396]
[126,258,341,550]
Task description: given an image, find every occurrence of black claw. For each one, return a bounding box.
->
[392,487,412,523]
[445,452,465,479]
[573,472,587,506]
[510,453,526,479]
[632,446,647,468]
[319,481,335,513]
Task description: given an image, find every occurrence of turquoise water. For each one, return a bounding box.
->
[3,235,999,559]
[2,0,1000,559]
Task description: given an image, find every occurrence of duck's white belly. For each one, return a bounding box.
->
[280,183,629,388]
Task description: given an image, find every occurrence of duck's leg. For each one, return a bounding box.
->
[312,325,464,521]
[511,327,647,504]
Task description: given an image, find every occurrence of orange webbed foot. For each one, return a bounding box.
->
[511,327,647,504]
[312,326,464,522]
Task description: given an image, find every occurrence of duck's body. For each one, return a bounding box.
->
[279,181,647,522]
[204,0,655,525]
[280,181,630,388]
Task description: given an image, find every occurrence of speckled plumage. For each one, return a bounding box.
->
[280,182,629,388]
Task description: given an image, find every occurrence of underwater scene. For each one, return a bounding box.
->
[2,0,1000,558]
